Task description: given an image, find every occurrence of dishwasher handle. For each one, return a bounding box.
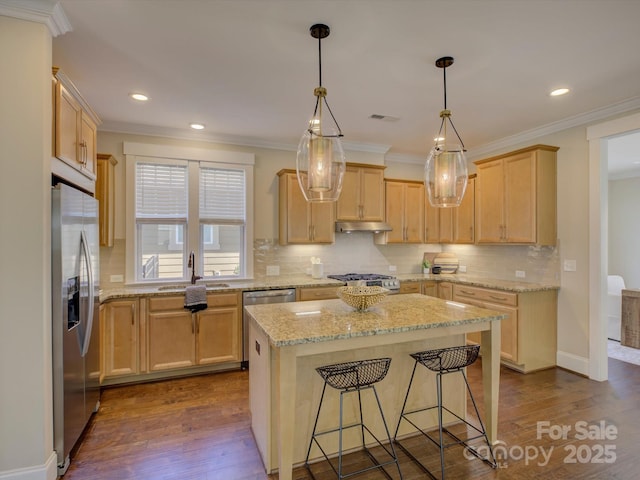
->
[243,289,296,300]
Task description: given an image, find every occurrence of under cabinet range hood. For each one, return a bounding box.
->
[335,221,392,233]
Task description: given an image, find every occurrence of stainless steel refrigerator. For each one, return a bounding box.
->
[51,183,100,475]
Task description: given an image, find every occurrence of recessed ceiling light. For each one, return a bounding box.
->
[129,93,149,101]
[550,88,570,97]
[190,123,205,130]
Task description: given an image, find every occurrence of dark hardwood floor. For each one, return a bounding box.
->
[64,358,640,479]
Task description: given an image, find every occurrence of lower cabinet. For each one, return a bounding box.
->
[101,292,241,384]
[422,281,437,297]
[147,293,241,372]
[101,298,140,380]
[399,281,421,294]
[438,282,453,300]
[454,284,557,373]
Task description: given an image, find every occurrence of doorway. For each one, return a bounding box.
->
[587,112,640,380]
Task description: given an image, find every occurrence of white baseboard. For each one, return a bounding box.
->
[0,452,57,480]
[556,350,589,376]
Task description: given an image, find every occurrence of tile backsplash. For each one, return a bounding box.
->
[102,235,559,288]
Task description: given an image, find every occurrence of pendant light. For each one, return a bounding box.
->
[296,23,346,203]
[425,56,468,207]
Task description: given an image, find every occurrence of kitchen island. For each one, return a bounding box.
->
[245,293,506,479]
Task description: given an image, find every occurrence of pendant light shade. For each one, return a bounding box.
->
[425,57,468,207]
[296,24,346,203]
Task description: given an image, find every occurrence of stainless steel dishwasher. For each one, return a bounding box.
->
[242,288,296,369]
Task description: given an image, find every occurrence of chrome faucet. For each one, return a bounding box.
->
[188,251,202,284]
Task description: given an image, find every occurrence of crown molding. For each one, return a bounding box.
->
[467,96,640,161]
[0,0,71,37]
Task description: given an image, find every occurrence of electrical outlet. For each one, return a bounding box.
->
[515,270,526,279]
[458,265,467,273]
[266,265,280,276]
[563,259,577,272]
[110,274,124,283]
[389,265,397,272]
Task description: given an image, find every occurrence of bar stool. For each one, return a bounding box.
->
[305,357,403,479]
[393,345,496,479]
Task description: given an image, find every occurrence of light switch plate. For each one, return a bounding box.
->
[389,265,397,272]
[110,274,124,283]
[458,265,467,273]
[515,270,526,278]
[563,259,577,272]
[266,265,280,276]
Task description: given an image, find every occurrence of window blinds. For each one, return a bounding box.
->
[199,166,246,222]
[135,162,187,219]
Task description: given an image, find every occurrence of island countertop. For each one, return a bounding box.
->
[245,293,506,347]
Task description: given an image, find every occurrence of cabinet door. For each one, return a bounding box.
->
[422,281,437,297]
[438,208,454,243]
[475,160,505,243]
[284,174,312,243]
[384,182,406,243]
[453,177,475,244]
[310,201,335,243]
[80,112,97,178]
[55,82,81,166]
[148,310,195,371]
[197,306,240,364]
[504,152,536,243]
[399,281,421,294]
[336,167,360,220]
[102,299,139,378]
[425,199,440,243]
[360,167,385,221]
[438,282,453,300]
[404,183,425,243]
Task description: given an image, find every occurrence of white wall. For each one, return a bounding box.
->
[609,176,640,288]
[0,15,57,479]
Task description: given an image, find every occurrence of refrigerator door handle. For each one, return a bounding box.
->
[79,230,94,357]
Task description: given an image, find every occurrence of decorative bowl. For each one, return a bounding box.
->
[337,286,389,311]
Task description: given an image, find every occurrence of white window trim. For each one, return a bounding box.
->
[124,142,254,284]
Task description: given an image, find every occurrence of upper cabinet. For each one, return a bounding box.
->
[52,68,101,193]
[427,175,475,244]
[475,145,558,245]
[278,170,335,245]
[96,153,118,247]
[376,179,424,244]
[336,163,386,222]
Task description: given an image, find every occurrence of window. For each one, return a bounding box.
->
[125,143,254,283]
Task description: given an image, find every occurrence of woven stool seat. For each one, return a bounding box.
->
[316,358,391,390]
[411,344,480,373]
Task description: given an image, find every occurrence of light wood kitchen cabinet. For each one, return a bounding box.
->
[101,298,140,379]
[297,286,340,301]
[336,163,386,221]
[278,170,335,245]
[377,179,424,244]
[146,292,241,372]
[475,145,558,245]
[399,281,421,294]
[453,284,557,373]
[52,68,100,187]
[96,153,117,247]
[438,282,453,300]
[422,281,437,297]
[431,176,475,244]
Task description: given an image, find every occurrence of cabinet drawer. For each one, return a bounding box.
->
[399,281,421,294]
[453,285,517,306]
[298,286,339,301]
[206,292,239,307]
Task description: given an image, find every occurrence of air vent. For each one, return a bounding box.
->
[369,114,400,122]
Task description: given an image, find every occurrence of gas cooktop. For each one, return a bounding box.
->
[327,273,399,291]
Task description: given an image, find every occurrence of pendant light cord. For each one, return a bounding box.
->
[439,63,465,151]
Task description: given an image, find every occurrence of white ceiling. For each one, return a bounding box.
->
[51,0,640,175]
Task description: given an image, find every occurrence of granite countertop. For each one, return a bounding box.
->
[100,273,558,302]
[245,293,507,347]
[394,273,559,293]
